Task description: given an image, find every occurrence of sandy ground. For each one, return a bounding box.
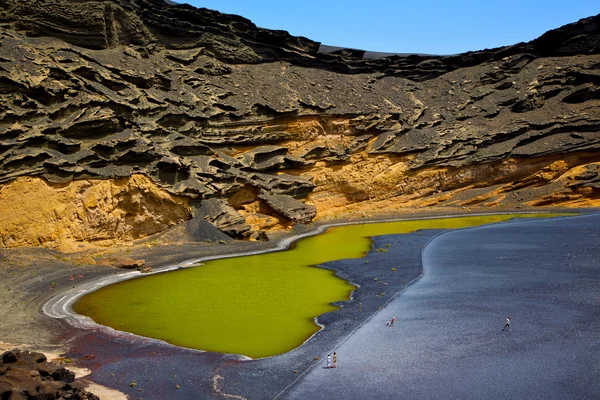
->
[1,207,598,399]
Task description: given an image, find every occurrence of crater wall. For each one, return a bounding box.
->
[0,1,598,248]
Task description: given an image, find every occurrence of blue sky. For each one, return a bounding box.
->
[183,1,599,54]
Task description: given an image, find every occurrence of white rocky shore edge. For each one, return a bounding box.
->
[40,211,558,356]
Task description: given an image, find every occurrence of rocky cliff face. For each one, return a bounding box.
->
[0,175,190,251]
[0,0,599,250]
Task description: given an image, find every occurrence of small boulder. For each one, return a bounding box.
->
[197,198,252,238]
[250,230,269,242]
[96,257,145,269]
[52,367,75,383]
[1,350,18,363]
[258,193,317,224]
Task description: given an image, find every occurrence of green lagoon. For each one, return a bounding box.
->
[74,213,565,358]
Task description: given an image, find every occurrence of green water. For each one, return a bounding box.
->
[74,213,565,358]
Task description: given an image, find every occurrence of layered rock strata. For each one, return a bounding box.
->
[0,0,599,249]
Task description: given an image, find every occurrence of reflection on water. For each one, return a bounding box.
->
[74,213,565,358]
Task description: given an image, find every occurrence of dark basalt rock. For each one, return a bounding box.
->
[531,14,600,56]
[2,1,598,79]
[568,164,600,190]
[250,173,315,199]
[96,257,146,269]
[196,198,252,238]
[185,211,234,242]
[239,146,306,171]
[299,142,350,162]
[0,0,599,242]
[258,193,317,224]
[0,349,99,400]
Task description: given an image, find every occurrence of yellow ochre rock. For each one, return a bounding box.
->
[0,174,190,252]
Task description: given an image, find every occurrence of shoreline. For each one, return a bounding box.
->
[58,224,437,399]
[41,209,571,347]
[1,207,597,399]
[282,212,600,399]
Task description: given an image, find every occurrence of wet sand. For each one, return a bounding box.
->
[1,209,598,399]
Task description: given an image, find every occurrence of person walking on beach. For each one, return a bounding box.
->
[327,354,332,368]
[333,352,337,368]
[502,316,511,331]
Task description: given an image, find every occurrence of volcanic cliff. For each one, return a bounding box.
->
[0,0,599,251]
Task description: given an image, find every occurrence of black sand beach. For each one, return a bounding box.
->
[284,213,600,400]
[49,223,433,399]
[2,211,600,399]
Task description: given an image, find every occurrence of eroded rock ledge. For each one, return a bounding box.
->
[0,0,598,249]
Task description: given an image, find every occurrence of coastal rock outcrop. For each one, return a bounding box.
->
[0,0,598,249]
[96,256,146,269]
[0,349,99,400]
[258,193,317,224]
[197,198,252,238]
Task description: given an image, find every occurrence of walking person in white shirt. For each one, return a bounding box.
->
[502,316,511,331]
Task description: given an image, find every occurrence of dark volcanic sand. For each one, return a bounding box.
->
[60,227,433,399]
[4,211,599,399]
[284,213,600,400]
